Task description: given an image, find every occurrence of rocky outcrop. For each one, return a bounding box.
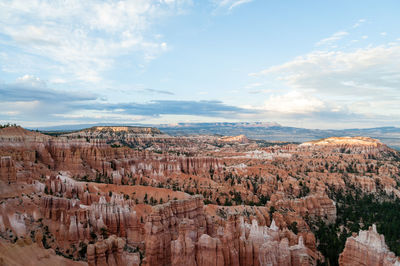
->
[269,194,337,224]
[339,224,400,266]
[0,127,225,194]
[87,235,126,266]
[0,156,17,183]
[299,137,392,156]
[220,135,250,144]
[196,234,225,266]
[239,219,316,266]
[86,126,162,135]
[39,194,143,248]
[302,137,383,147]
[143,196,316,266]
[144,195,206,265]
[171,219,197,266]
[64,126,210,153]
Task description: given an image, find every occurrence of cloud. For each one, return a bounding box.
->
[227,0,252,10]
[0,75,97,124]
[212,0,253,11]
[262,91,325,114]
[244,82,263,89]
[80,100,254,117]
[0,0,190,82]
[316,31,349,46]
[0,75,96,102]
[0,76,256,125]
[143,88,175,95]
[352,19,366,29]
[253,45,400,95]
[250,43,400,122]
[248,89,273,94]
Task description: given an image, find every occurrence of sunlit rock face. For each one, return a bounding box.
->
[299,136,392,156]
[339,225,400,266]
[220,135,250,144]
[301,136,383,147]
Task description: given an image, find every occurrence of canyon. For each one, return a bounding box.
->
[0,125,400,265]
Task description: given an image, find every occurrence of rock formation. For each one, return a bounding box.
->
[144,196,206,265]
[268,194,336,224]
[0,156,17,183]
[220,135,250,144]
[339,224,400,266]
[144,196,317,266]
[1,126,400,265]
[87,235,126,266]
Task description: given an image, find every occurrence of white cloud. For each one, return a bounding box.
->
[17,74,41,83]
[254,45,400,93]
[16,74,46,87]
[50,78,67,84]
[352,19,366,28]
[248,89,274,94]
[0,75,255,125]
[263,91,325,114]
[250,44,400,118]
[316,31,349,46]
[0,0,190,82]
[53,110,147,122]
[212,0,252,10]
[244,82,263,89]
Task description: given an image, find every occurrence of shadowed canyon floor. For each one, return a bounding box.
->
[0,125,400,265]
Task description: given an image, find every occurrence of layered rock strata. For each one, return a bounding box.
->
[87,235,129,266]
[0,156,17,183]
[144,196,317,266]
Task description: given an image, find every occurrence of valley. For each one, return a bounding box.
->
[0,125,400,265]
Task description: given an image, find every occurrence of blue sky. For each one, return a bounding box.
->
[0,0,399,128]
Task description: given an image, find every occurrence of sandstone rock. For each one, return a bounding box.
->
[144,195,206,265]
[2,126,400,266]
[268,194,336,224]
[339,224,400,266]
[87,235,131,266]
[220,135,250,144]
[171,219,197,266]
[196,234,224,266]
[0,156,16,183]
[35,230,44,248]
[87,235,126,266]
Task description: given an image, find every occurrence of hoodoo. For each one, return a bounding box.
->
[0,125,399,265]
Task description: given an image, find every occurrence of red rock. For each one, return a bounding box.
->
[87,235,126,266]
[0,156,17,183]
[171,219,197,265]
[2,126,400,265]
[339,224,400,266]
[196,234,224,266]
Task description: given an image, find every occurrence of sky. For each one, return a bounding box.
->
[0,0,399,129]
